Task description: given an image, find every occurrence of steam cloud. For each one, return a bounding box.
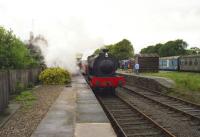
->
[34,18,104,73]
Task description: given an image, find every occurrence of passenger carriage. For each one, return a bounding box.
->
[159,56,179,71]
[179,55,200,72]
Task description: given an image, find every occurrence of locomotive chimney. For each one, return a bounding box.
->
[102,49,109,53]
[102,49,109,57]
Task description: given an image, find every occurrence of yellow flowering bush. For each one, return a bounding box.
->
[39,67,71,84]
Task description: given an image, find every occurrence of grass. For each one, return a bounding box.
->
[143,71,200,92]
[15,90,36,108]
[143,71,200,103]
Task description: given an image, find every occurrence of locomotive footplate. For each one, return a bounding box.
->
[89,76,126,88]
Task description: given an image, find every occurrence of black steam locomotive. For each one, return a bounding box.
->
[81,49,125,91]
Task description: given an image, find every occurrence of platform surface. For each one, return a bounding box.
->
[74,76,109,123]
[117,71,175,89]
[75,123,116,137]
[31,74,116,137]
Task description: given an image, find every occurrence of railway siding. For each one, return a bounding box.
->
[124,85,200,120]
[116,86,200,137]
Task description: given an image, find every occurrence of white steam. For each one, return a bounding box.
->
[34,18,104,73]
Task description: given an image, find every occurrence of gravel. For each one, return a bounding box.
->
[0,85,64,137]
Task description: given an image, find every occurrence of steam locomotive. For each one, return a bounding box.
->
[81,49,125,91]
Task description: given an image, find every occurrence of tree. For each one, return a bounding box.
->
[187,47,200,54]
[140,46,156,54]
[26,33,47,68]
[93,48,102,55]
[140,39,188,57]
[93,39,134,60]
[0,26,38,69]
[111,39,134,60]
[158,39,187,57]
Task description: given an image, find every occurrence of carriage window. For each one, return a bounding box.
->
[179,61,181,65]
[174,60,177,65]
[194,59,198,65]
[189,60,192,66]
[159,61,162,66]
[185,60,187,65]
[163,61,167,67]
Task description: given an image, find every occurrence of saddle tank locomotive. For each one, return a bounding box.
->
[81,49,125,92]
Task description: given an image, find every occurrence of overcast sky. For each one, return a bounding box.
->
[0,0,200,71]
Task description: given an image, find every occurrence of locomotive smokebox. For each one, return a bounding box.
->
[87,49,118,76]
[85,48,126,90]
[99,59,115,75]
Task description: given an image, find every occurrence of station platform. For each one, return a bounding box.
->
[31,74,116,137]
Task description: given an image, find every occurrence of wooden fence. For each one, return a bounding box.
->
[0,68,41,112]
[0,71,9,113]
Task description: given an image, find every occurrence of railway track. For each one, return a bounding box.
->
[123,85,200,121]
[97,94,175,137]
[116,85,200,137]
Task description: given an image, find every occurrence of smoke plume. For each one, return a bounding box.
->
[34,18,104,73]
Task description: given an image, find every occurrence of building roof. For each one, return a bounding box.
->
[160,56,180,59]
[135,54,159,57]
[180,54,200,58]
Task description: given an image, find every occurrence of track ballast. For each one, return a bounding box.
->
[116,85,200,137]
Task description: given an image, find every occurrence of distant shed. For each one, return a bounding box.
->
[135,54,159,72]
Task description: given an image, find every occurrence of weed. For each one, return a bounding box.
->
[15,91,36,108]
[16,82,24,92]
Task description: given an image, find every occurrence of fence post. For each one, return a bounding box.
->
[0,70,9,113]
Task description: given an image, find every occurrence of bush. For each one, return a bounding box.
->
[39,67,71,84]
